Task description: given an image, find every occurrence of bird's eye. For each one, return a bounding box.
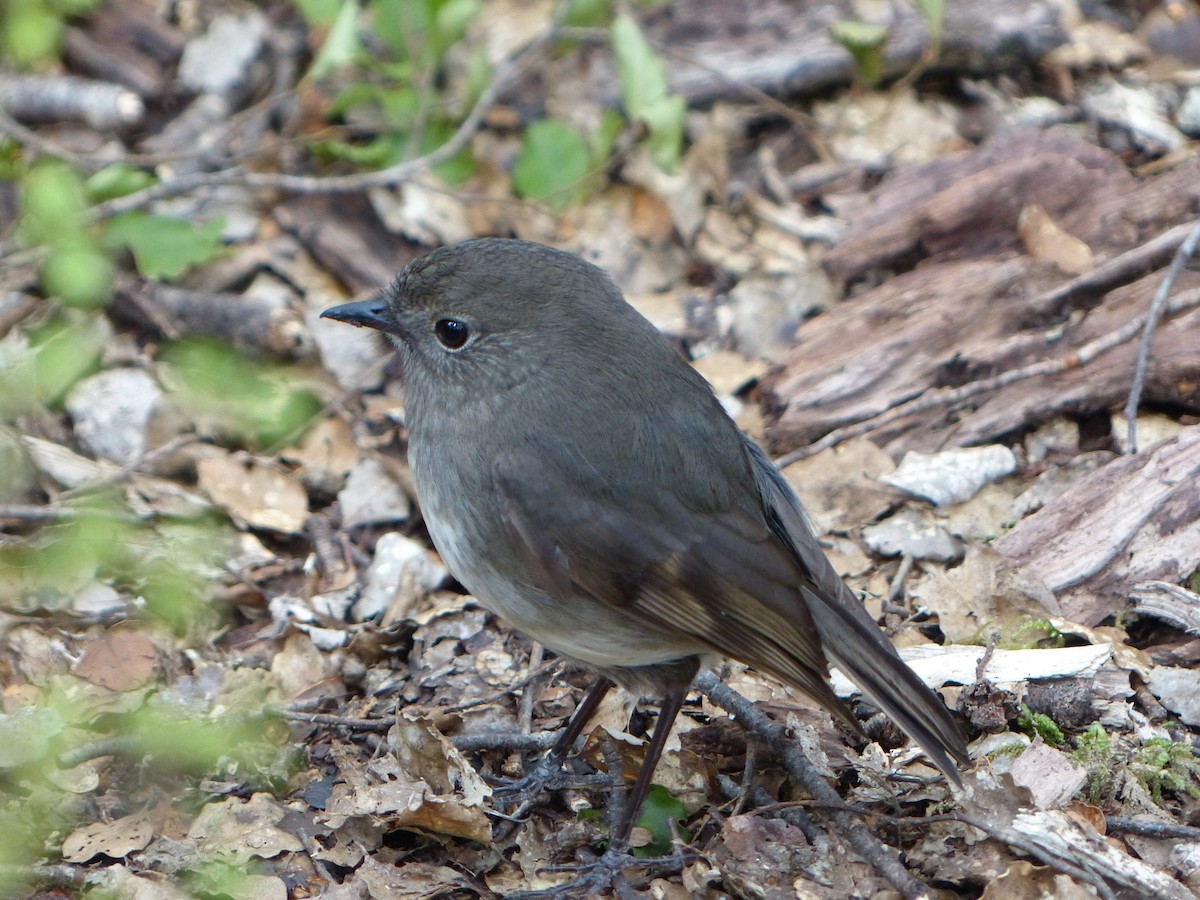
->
[434,318,470,350]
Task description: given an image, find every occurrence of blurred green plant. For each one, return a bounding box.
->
[0,0,98,68]
[161,338,324,450]
[301,0,484,184]
[11,159,226,310]
[611,11,685,172]
[830,0,944,90]
[18,160,115,308]
[828,20,889,90]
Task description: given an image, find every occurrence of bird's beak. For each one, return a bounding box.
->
[320,295,390,331]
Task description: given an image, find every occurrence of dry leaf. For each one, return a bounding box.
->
[73,627,160,692]
[196,452,308,534]
[1018,204,1094,274]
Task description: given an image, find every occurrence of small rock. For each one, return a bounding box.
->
[354,532,448,621]
[1147,666,1200,726]
[883,444,1017,507]
[66,368,164,464]
[178,12,269,102]
[337,456,411,529]
[862,507,964,562]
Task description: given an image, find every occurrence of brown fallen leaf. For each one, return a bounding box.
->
[196,452,308,534]
[1018,203,1094,275]
[62,805,166,862]
[73,626,160,692]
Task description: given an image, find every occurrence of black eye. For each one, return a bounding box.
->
[434,318,470,349]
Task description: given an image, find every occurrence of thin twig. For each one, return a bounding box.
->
[281,711,392,732]
[87,19,562,220]
[1106,816,1200,841]
[452,731,559,753]
[694,669,932,900]
[1123,216,1200,454]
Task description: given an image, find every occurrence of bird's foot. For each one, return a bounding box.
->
[489,754,609,806]
[500,842,691,899]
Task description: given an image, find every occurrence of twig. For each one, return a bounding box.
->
[281,711,392,732]
[951,810,1118,900]
[452,731,559,753]
[776,285,1200,465]
[87,19,562,220]
[57,736,139,769]
[694,669,932,900]
[1123,217,1200,454]
[1106,816,1200,841]
[887,553,914,606]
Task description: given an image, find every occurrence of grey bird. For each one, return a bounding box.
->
[321,238,968,864]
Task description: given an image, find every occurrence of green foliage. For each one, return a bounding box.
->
[828,19,889,89]
[611,12,685,172]
[21,312,107,408]
[19,160,115,308]
[0,0,98,68]
[1016,704,1064,747]
[301,0,482,185]
[566,0,613,27]
[512,120,592,211]
[1071,722,1115,804]
[1131,738,1200,805]
[84,163,158,202]
[102,212,226,279]
[633,784,688,857]
[1008,618,1066,650]
[161,338,323,450]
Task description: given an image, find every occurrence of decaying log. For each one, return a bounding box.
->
[995,426,1200,626]
[760,130,1200,456]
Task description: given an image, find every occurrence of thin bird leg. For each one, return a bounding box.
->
[548,676,614,763]
[495,676,615,800]
[611,684,687,847]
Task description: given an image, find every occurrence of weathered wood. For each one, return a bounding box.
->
[995,427,1200,626]
[761,132,1200,456]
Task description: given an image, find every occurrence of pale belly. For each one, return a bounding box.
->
[422,504,705,671]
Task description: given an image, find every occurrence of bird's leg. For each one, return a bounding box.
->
[493,676,614,801]
[502,685,692,899]
[610,683,686,848]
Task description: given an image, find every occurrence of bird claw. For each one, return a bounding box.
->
[501,844,692,899]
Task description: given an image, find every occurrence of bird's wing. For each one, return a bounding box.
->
[491,440,853,724]
[741,437,969,778]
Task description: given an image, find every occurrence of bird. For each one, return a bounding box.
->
[321,237,968,874]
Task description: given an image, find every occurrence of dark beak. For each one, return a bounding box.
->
[320,296,390,331]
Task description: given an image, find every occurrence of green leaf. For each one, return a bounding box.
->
[512,119,590,211]
[291,0,344,26]
[161,338,323,449]
[829,19,889,88]
[307,0,362,80]
[567,0,612,28]
[102,212,225,279]
[40,241,113,307]
[611,12,684,171]
[19,159,87,245]
[2,0,64,67]
[85,164,156,202]
[27,313,108,405]
[633,784,687,857]
[914,0,943,47]
[423,120,476,185]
